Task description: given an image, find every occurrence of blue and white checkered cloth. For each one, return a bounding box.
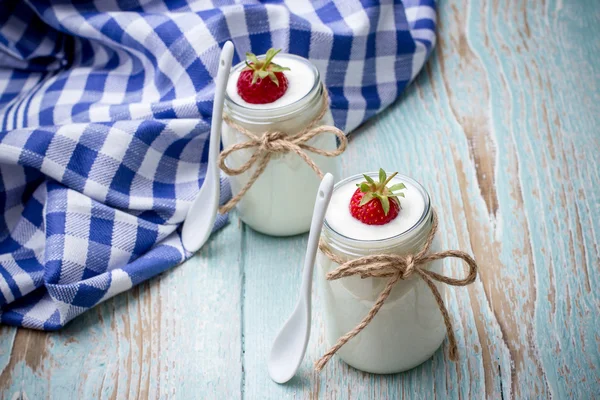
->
[0,0,436,330]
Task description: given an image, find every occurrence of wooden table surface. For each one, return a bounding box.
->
[1,1,599,399]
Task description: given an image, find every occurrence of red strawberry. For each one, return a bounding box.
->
[237,48,290,104]
[349,169,406,225]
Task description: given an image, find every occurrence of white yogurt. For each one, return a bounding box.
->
[325,177,426,241]
[222,54,339,236]
[226,56,313,109]
[317,173,446,374]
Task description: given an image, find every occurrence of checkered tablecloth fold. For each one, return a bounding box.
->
[0,0,436,329]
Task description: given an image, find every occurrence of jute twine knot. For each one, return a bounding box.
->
[315,210,478,371]
[218,87,347,214]
[259,131,286,150]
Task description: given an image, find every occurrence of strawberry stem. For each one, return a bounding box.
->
[382,171,398,187]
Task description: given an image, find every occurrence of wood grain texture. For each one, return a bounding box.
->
[0,224,243,399]
[1,0,599,398]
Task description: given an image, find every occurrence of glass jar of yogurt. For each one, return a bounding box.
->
[222,54,339,236]
[316,172,446,374]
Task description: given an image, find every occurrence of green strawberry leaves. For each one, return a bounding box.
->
[359,193,374,206]
[377,193,390,215]
[246,52,260,65]
[244,48,290,86]
[355,168,406,216]
[379,168,386,184]
[389,183,406,192]
[363,174,375,185]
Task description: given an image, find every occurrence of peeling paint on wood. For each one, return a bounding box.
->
[1,0,599,398]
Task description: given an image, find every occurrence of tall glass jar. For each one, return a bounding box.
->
[316,173,446,374]
[222,54,339,236]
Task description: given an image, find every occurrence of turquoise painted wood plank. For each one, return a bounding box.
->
[460,0,600,397]
[0,221,244,399]
[240,0,600,398]
[0,0,599,398]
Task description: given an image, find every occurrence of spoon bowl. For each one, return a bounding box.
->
[182,41,234,253]
[268,298,310,384]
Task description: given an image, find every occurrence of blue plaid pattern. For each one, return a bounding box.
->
[0,0,436,330]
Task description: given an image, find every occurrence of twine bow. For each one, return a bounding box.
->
[315,211,478,371]
[218,88,347,214]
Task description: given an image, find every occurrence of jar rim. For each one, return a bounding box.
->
[323,172,432,246]
[224,53,321,119]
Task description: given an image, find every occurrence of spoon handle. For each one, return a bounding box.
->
[300,173,335,307]
[181,42,233,253]
[208,41,234,171]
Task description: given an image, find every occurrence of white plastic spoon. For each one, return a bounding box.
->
[268,173,335,384]
[182,41,234,253]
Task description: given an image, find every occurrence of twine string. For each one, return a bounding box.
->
[315,211,478,371]
[218,88,347,214]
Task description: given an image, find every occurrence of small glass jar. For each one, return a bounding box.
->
[316,173,446,374]
[222,54,339,236]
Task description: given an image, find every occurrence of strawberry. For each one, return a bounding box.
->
[237,48,290,104]
[349,169,406,225]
